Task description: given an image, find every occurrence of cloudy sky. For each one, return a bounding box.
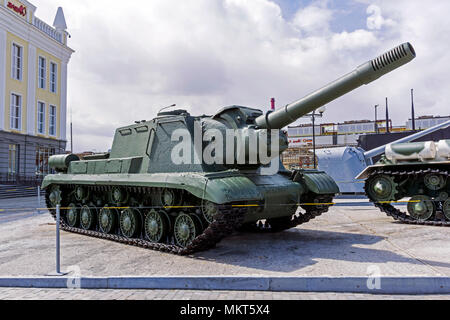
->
[34,0,450,152]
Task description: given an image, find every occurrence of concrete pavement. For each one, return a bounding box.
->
[1,287,449,300]
[1,197,450,298]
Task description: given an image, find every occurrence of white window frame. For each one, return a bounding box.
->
[10,93,22,131]
[8,144,18,175]
[50,61,58,93]
[37,101,46,134]
[49,105,57,137]
[11,42,23,81]
[38,56,46,89]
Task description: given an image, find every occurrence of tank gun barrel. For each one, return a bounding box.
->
[364,120,450,160]
[255,42,416,130]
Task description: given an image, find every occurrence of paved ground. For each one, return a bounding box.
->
[1,197,449,278]
[0,196,43,224]
[1,196,450,299]
[0,288,449,300]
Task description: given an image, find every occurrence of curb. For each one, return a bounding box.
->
[0,277,449,294]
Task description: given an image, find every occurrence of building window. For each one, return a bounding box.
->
[10,93,21,130]
[8,144,19,176]
[38,102,46,134]
[11,43,22,81]
[50,62,58,93]
[38,56,46,89]
[36,147,56,176]
[49,105,57,136]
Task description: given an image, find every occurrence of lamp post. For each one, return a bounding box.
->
[312,111,316,169]
[411,89,416,131]
[300,107,326,169]
[374,104,379,134]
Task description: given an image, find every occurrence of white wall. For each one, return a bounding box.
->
[0,28,6,131]
[26,43,36,135]
[60,62,67,141]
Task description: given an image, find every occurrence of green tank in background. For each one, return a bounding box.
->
[357,137,450,226]
[43,42,416,255]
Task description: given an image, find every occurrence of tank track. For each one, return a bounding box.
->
[366,168,450,227]
[45,185,247,256]
[238,194,335,233]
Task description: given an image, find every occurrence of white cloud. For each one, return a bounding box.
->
[366,4,396,30]
[331,29,379,51]
[291,3,333,35]
[33,0,449,152]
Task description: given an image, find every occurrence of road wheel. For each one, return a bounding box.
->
[120,208,141,238]
[66,203,80,228]
[443,199,450,221]
[174,213,201,248]
[80,205,96,230]
[144,210,170,243]
[99,207,118,234]
[407,195,436,221]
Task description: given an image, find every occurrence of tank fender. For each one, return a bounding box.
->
[202,176,263,204]
[355,165,384,180]
[41,173,263,205]
[292,170,340,195]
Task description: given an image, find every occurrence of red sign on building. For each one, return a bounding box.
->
[7,2,27,17]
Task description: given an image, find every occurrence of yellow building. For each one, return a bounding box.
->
[0,0,74,182]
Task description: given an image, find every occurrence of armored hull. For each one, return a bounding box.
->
[43,42,416,254]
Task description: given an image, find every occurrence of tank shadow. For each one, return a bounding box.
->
[190,228,450,273]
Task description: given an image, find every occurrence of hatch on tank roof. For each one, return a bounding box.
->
[157,109,190,117]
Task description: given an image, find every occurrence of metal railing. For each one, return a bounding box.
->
[0,173,44,187]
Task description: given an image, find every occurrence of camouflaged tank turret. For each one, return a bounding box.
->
[357,136,450,226]
[42,43,416,255]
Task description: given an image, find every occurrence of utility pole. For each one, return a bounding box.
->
[299,108,325,170]
[411,89,416,131]
[70,108,73,153]
[374,104,379,134]
[312,111,316,169]
[385,97,390,134]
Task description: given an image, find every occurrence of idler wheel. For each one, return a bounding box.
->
[174,213,201,248]
[407,195,436,221]
[443,199,450,221]
[120,208,141,238]
[80,206,97,230]
[49,186,62,207]
[66,203,80,228]
[144,210,169,243]
[99,207,118,234]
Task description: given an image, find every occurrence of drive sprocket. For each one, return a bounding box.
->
[365,173,399,203]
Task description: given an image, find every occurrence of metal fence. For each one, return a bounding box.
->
[0,173,44,187]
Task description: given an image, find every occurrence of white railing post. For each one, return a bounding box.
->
[56,204,61,274]
[47,204,68,276]
[37,186,41,215]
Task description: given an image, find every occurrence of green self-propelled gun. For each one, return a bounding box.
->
[43,43,416,254]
